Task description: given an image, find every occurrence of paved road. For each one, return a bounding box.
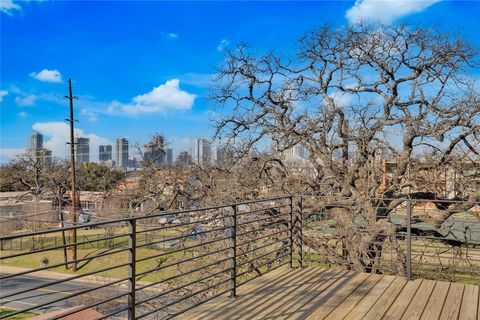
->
[0,273,127,315]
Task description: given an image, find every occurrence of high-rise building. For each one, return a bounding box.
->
[166,148,173,166]
[283,144,308,160]
[176,151,192,166]
[75,137,90,164]
[143,135,165,166]
[29,131,52,164]
[41,149,52,163]
[215,145,228,167]
[128,157,139,169]
[99,145,112,161]
[196,138,211,166]
[34,148,52,164]
[281,143,310,167]
[30,131,43,150]
[116,138,129,169]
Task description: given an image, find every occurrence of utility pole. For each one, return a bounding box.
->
[65,79,79,271]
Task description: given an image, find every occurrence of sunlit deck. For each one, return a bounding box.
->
[180,266,480,320]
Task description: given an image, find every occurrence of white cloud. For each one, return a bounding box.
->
[180,73,216,88]
[108,79,196,115]
[9,85,21,94]
[80,109,98,122]
[0,90,8,102]
[0,0,21,15]
[163,32,178,39]
[15,94,36,106]
[329,92,354,108]
[33,122,111,160]
[18,111,28,118]
[217,39,230,52]
[0,148,25,163]
[346,0,441,25]
[30,69,63,83]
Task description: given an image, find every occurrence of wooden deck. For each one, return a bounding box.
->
[180,266,480,320]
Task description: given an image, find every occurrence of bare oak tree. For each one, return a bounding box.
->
[212,24,480,275]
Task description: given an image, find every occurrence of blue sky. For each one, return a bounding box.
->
[1,0,479,163]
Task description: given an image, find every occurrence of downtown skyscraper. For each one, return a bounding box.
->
[74,137,90,164]
[116,138,129,169]
[99,145,113,161]
[29,131,52,164]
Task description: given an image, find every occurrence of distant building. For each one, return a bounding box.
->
[143,135,166,166]
[283,144,308,160]
[128,157,139,169]
[166,148,173,166]
[100,159,115,168]
[212,144,233,167]
[196,138,211,166]
[99,145,112,161]
[382,159,480,199]
[116,138,129,169]
[29,131,52,164]
[75,137,90,164]
[35,148,52,164]
[176,151,193,166]
[30,131,43,150]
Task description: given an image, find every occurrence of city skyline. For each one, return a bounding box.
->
[23,130,239,168]
[2,1,479,164]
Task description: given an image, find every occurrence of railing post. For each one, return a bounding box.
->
[230,205,237,298]
[288,196,294,268]
[406,200,412,281]
[127,219,136,319]
[297,196,303,268]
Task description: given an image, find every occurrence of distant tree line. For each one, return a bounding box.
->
[0,154,125,195]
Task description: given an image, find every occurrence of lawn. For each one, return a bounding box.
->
[1,227,179,251]
[0,233,232,283]
[0,309,37,320]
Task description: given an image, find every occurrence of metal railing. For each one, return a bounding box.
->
[300,195,480,284]
[1,194,479,319]
[0,196,300,319]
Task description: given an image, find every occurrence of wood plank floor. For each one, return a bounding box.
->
[179,266,480,320]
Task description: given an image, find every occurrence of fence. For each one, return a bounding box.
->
[0,196,299,319]
[1,195,479,319]
[0,233,184,251]
[300,195,480,283]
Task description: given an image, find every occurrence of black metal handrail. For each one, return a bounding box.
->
[300,195,480,283]
[0,195,296,320]
[3,194,477,319]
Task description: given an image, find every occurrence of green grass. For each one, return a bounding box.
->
[2,228,179,251]
[0,309,37,320]
[0,232,232,283]
[1,247,193,282]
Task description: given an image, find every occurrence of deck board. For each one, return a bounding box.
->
[280,269,354,320]
[439,282,465,320]
[304,272,371,319]
[459,284,479,320]
[344,275,396,320]
[420,281,450,320]
[401,279,436,320]
[235,268,323,320]
[270,268,339,319]
[361,277,408,320]
[323,273,382,320]
[382,278,423,320]
[178,266,479,320]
